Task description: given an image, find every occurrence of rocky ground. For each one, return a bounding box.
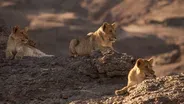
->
[0,0,184,104]
[0,27,135,103]
[70,73,184,104]
[0,50,135,104]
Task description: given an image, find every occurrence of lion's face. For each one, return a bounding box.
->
[136,58,156,78]
[11,26,36,47]
[101,22,117,43]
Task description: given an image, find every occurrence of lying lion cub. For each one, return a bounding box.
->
[6,26,53,59]
[115,58,156,95]
[69,22,117,57]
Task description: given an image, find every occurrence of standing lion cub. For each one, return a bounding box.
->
[115,58,156,95]
[69,22,118,57]
[6,26,53,59]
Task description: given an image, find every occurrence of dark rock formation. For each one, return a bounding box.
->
[0,28,135,103]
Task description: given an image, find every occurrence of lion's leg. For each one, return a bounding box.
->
[127,85,137,92]
[5,49,14,59]
[69,46,75,57]
[99,47,110,54]
[100,46,119,54]
[15,52,24,59]
[69,50,75,57]
[115,85,130,95]
[69,49,78,57]
[73,54,78,57]
[69,39,79,57]
[15,47,24,59]
[115,83,134,95]
[110,46,119,54]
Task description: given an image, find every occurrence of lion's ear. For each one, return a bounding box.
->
[24,27,29,33]
[136,58,144,67]
[112,22,118,29]
[148,58,154,65]
[13,26,19,33]
[102,22,109,31]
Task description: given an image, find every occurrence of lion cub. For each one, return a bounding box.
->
[115,58,156,95]
[69,22,117,57]
[6,26,53,59]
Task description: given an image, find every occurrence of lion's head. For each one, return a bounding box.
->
[136,58,156,78]
[10,26,36,47]
[100,22,117,43]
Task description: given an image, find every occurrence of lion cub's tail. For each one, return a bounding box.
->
[69,39,79,56]
[115,85,129,95]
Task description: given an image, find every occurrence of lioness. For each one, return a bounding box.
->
[6,26,54,59]
[115,58,156,95]
[69,22,118,57]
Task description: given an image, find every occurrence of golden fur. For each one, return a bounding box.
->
[69,22,118,57]
[6,26,53,59]
[115,58,156,95]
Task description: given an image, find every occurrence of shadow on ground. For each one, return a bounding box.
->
[115,34,179,58]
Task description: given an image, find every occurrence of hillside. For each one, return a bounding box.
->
[0,0,184,103]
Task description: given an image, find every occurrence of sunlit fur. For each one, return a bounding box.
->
[115,58,156,95]
[6,26,53,59]
[69,22,118,57]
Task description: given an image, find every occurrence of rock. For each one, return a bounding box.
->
[66,50,135,78]
[0,45,135,104]
[70,73,184,104]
